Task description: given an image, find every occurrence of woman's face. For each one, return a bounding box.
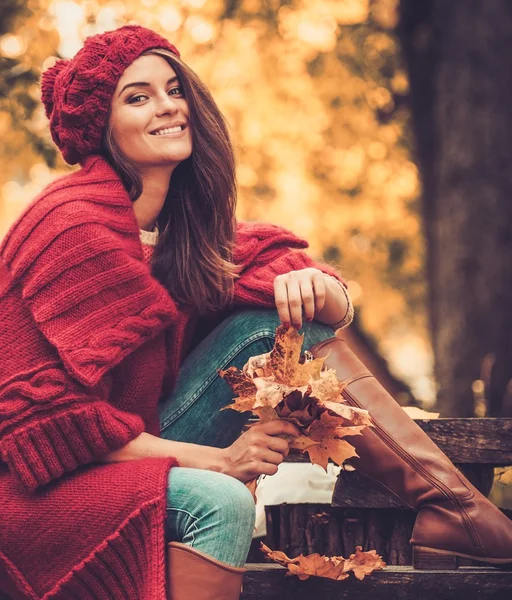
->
[109,54,192,170]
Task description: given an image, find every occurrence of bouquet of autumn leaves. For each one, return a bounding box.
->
[218,325,386,582]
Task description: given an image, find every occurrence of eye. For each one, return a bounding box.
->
[168,86,184,97]
[127,93,147,104]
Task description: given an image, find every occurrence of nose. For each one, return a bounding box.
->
[154,92,180,117]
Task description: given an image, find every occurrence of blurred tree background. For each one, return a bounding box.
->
[0,0,511,425]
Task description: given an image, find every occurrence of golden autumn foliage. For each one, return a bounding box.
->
[0,0,433,403]
[219,325,372,470]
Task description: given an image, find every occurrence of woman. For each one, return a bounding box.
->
[0,25,353,600]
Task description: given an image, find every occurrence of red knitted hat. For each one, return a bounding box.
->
[41,25,180,165]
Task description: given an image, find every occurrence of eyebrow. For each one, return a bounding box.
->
[118,76,179,97]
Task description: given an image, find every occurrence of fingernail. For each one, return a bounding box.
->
[283,322,290,329]
[305,317,313,323]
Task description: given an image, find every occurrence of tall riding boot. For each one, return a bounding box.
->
[167,542,245,600]
[310,337,512,569]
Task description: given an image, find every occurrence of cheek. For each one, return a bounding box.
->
[111,109,148,149]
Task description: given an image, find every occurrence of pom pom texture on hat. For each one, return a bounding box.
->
[41,25,180,165]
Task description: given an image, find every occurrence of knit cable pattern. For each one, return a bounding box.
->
[41,25,180,164]
[1,157,179,388]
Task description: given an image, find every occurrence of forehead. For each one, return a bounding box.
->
[117,54,177,87]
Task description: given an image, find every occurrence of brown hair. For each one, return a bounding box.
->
[103,48,241,315]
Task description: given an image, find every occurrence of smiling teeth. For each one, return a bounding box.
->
[154,126,182,135]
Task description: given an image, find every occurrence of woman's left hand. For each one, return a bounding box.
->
[273,268,327,330]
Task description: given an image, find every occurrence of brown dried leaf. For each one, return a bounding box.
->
[307,369,345,403]
[343,546,387,580]
[288,554,348,581]
[243,352,272,378]
[290,434,320,451]
[218,367,257,412]
[318,399,373,427]
[270,326,327,386]
[260,543,293,567]
[253,377,305,409]
[276,392,320,428]
[305,412,365,470]
[260,543,385,582]
[251,406,279,424]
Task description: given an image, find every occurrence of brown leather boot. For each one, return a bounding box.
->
[167,542,245,599]
[310,337,512,569]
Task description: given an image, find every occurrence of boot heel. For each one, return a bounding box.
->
[412,546,460,570]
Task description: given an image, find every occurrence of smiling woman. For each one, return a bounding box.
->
[0,24,352,600]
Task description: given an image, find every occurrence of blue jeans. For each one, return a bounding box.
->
[159,309,335,566]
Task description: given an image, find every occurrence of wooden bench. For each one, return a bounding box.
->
[243,418,512,598]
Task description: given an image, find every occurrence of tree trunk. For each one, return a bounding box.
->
[399,0,512,416]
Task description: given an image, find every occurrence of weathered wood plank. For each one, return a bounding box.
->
[263,504,512,566]
[332,464,495,508]
[242,564,512,600]
[284,418,512,464]
[264,505,417,565]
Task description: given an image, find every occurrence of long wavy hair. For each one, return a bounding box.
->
[103,48,241,315]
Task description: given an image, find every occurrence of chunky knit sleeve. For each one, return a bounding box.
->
[1,200,179,388]
[233,221,349,313]
[0,196,179,491]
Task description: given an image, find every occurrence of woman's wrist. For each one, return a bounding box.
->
[314,274,354,330]
[101,432,228,473]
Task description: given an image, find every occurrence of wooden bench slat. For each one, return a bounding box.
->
[284,418,512,465]
[242,564,512,600]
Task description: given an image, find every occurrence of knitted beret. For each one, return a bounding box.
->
[41,25,180,165]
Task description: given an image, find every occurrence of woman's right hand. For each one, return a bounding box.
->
[219,420,300,482]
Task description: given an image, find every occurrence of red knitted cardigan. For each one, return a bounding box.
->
[0,155,345,600]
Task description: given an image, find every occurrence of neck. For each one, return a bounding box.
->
[133,166,175,231]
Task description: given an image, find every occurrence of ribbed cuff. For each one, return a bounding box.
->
[0,402,145,492]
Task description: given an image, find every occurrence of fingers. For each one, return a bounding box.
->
[262,448,286,466]
[274,271,304,329]
[257,419,300,438]
[273,275,290,327]
[265,435,291,457]
[311,271,327,314]
[287,275,302,329]
[274,269,326,330]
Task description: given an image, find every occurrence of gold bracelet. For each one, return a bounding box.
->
[323,274,354,330]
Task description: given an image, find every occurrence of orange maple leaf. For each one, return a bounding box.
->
[260,543,385,581]
[218,366,257,412]
[269,326,327,386]
[342,546,387,580]
[305,412,366,470]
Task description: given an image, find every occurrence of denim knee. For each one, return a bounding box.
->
[167,468,256,566]
[223,308,335,351]
[221,308,334,345]
[219,309,281,343]
[210,472,256,533]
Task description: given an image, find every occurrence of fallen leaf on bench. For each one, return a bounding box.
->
[260,543,386,581]
[343,546,387,580]
[219,324,372,471]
